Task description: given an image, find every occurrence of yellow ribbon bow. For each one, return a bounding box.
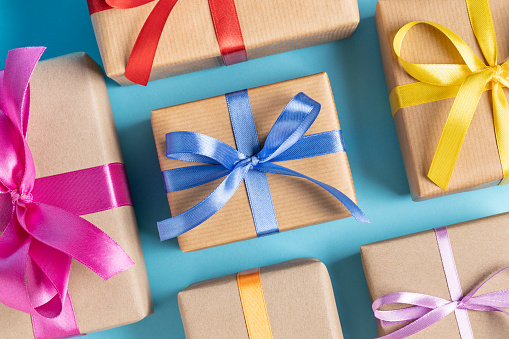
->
[390,0,509,190]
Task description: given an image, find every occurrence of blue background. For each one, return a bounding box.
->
[2,1,509,338]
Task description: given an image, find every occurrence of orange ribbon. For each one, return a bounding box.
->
[237,268,273,339]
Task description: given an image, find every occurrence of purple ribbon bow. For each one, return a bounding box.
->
[373,227,509,338]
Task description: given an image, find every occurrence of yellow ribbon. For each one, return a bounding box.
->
[237,268,273,339]
[390,0,509,190]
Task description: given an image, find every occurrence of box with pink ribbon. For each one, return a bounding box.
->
[86,0,360,86]
[361,212,509,338]
[0,48,153,338]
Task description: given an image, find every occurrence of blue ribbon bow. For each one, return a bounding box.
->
[158,90,368,241]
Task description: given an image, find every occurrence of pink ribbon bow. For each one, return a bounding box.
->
[373,227,509,338]
[0,47,135,339]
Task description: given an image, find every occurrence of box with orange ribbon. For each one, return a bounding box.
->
[361,212,509,338]
[151,73,367,252]
[376,0,509,200]
[86,0,360,86]
[178,258,344,338]
[0,48,153,338]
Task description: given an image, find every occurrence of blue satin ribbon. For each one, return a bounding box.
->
[158,90,368,241]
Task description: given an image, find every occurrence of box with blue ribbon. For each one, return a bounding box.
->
[152,73,367,252]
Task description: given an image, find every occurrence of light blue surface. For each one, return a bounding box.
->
[2,1,509,338]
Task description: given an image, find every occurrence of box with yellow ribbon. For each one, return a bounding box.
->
[376,0,509,200]
[178,258,344,339]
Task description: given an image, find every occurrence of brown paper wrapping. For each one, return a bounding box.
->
[151,72,358,252]
[0,53,153,338]
[90,0,360,85]
[179,258,343,339]
[361,212,509,338]
[375,0,509,201]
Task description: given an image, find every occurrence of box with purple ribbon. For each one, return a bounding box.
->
[361,213,509,338]
[152,73,367,252]
[0,48,153,338]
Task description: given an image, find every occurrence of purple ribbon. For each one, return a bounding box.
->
[372,226,509,338]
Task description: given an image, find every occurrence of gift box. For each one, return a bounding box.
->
[0,49,153,338]
[178,258,344,338]
[361,213,509,338]
[376,0,509,200]
[86,0,360,86]
[151,72,366,252]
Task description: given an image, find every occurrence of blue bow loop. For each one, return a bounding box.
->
[166,131,246,169]
[256,92,321,163]
[158,90,367,242]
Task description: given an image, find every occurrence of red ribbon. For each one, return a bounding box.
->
[87,0,247,85]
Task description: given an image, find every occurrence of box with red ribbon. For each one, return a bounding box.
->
[179,258,344,338]
[151,73,367,252]
[86,0,360,86]
[0,48,153,338]
[361,212,509,338]
[376,0,509,200]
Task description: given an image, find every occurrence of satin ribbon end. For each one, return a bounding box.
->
[428,172,450,191]
[124,68,149,87]
[499,177,509,185]
[102,258,135,281]
[358,215,370,223]
[157,219,179,241]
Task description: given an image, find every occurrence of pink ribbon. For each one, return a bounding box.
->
[0,47,135,339]
[372,226,509,338]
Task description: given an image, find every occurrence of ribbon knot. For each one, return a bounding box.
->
[248,155,260,168]
[390,0,509,190]
[235,155,261,170]
[490,64,507,85]
[493,64,503,77]
[9,190,33,204]
[456,299,468,309]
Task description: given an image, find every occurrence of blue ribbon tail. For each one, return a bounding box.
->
[157,166,250,241]
[256,162,369,223]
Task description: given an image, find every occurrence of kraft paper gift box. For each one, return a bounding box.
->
[151,72,364,252]
[376,0,509,201]
[178,258,344,339]
[361,212,509,338]
[0,50,153,338]
[86,0,360,86]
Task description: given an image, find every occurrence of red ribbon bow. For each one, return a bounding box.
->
[88,0,247,85]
